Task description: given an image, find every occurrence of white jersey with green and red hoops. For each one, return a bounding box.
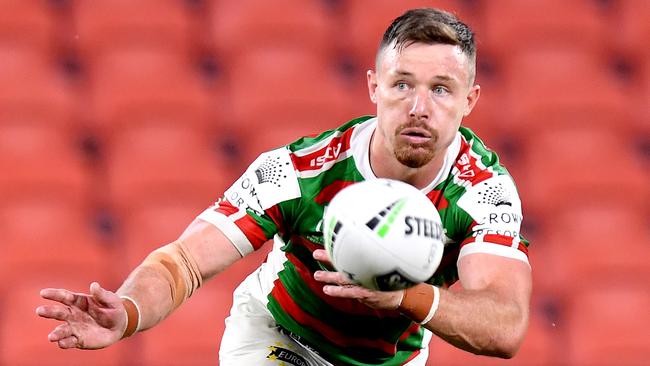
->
[199,116,530,366]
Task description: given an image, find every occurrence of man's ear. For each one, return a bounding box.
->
[367,70,378,104]
[463,84,481,117]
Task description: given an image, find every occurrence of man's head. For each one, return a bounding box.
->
[368,8,480,170]
[377,8,476,84]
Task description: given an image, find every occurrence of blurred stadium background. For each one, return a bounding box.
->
[0,0,648,365]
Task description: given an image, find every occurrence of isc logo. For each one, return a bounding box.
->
[310,143,342,167]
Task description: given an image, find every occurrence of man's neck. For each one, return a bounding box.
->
[368,130,448,190]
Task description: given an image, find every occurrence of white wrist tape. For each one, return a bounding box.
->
[120,295,142,337]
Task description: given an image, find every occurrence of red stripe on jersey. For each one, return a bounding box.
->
[234,215,269,250]
[270,280,398,355]
[426,189,448,210]
[517,242,529,256]
[266,204,284,233]
[461,234,529,257]
[213,199,239,217]
[285,250,402,317]
[314,180,358,205]
[290,128,355,172]
[482,233,515,246]
[398,323,421,341]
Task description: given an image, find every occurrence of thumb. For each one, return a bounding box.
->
[90,282,118,308]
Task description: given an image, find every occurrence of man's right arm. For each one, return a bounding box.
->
[115,217,242,333]
[37,217,242,349]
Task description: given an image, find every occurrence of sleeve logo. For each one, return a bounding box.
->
[457,175,523,238]
[224,148,301,214]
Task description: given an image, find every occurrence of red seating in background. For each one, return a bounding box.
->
[226,47,353,162]
[340,0,477,68]
[564,282,650,366]
[500,47,629,132]
[1,278,130,366]
[0,123,89,197]
[85,47,232,204]
[0,46,84,194]
[613,0,650,54]
[0,0,56,49]
[117,191,221,271]
[209,0,336,65]
[86,47,215,134]
[73,0,196,58]
[104,124,233,208]
[518,123,647,212]
[538,200,650,294]
[481,0,608,55]
[0,192,112,281]
[0,45,75,127]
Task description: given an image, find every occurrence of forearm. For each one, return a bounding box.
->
[116,265,176,332]
[115,240,204,335]
[427,287,528,357]
[400,284,528,358]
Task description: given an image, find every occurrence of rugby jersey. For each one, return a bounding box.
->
[199,116,529,366]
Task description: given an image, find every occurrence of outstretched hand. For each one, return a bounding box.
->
[36,282,127,350]
[312,249,403,310]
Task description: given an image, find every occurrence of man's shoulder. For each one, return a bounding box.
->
[286,115,374,175]
[449,126,511,188]
[285,115,375,153]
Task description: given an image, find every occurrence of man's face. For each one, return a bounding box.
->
[367,42,480,168]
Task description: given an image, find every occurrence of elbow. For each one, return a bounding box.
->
[489,319,528,359]
[491,339,521,359]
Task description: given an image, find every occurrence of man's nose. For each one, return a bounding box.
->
[409,89,431,120]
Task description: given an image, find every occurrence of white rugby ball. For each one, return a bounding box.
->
[322,178,444,291]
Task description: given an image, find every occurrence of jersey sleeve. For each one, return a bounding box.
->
[197,147,301,256]
[456,174,530,266]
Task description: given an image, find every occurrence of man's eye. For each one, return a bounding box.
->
[433,86,449,95]
[396,82,409,90]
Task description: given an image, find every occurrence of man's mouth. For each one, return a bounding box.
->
[399,127,433,144]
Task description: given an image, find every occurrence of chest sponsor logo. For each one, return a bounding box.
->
[309,143,342,167]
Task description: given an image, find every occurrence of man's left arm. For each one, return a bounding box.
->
[420,253,531,358]
[313,250,531,358]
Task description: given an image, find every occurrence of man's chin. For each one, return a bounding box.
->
[395,147,435,168]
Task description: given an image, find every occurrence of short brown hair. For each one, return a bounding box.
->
[377,8,476,82]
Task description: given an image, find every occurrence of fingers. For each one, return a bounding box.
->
[39,288,77,306]
[321,283,370,299]
[89,282,118,308]
[35,304,72,321]
[312,249,332,265]
[57,336,79,349]
[314,270,353,286]
[48,323,74,342]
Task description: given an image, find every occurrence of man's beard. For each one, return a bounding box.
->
[393,122,438,168]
